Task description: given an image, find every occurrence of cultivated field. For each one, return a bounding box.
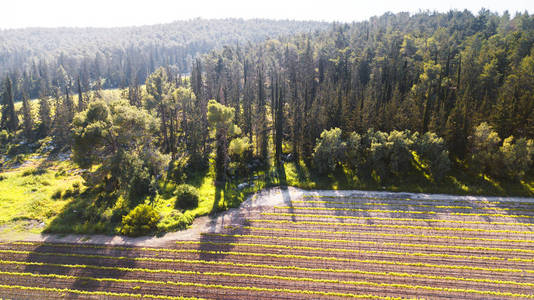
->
[1,193,534,299]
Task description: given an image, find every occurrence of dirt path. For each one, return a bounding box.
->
[2,187,534,246]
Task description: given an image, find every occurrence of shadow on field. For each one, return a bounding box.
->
[316,191,534,231]
[196,164,295,262]
[23,238,138,294]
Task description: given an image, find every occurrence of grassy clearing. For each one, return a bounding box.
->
[0,156,83,238]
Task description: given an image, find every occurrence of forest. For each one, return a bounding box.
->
[0,10,533,236]
[0,18,328,99]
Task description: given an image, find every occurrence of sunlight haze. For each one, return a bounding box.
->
[2,0,533,28]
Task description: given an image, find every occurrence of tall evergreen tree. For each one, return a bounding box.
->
[1,77,18,132]
[77,76,85,112]
[38,96,52,137]
[21,93,33,139]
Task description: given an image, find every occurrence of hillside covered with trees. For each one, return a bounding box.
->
[0,10,533,237]
[0,18,328,100]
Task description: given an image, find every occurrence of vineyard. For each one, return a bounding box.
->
[1,193,534,299]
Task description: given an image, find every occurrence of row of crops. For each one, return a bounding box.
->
[1,194,534,299]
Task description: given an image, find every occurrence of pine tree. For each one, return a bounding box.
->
[1,77,18,133]
[21,93,33,139]
[77,76,86,112]
[256,66,268,164]
[38,96,51,137]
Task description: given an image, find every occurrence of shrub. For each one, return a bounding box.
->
[157,210,195,232]
[51,189,63,199]
[344,132,364,170]
[387,130,416,174]
[500,136,534,180]
[469,122,501,174]
[169,154,189,183]
[22,168,47,177]
[63,187,80,198]
[174,184,199,209]
[416,132,451,181]
[366,129,416,181]
[120,204,160,237]
[313,128,346,174]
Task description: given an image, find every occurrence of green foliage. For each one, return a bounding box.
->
[51,189,63,200]
[174,184,200,210]
[207,100,235,130]
[207,99,237,184]
[366,129,416,181]
[1,77,18,132]
[229,137,252,158]
[72,100,169,198]
[38,97,52,137]
[312,128,452,182]
[344,132,364,169]
[500,136,534,180]
[468,123,534,180]
[313,128,346,174]
[157,210,195,232]
[469,122,502,174]
[120,204,160,237]
[21,95,33,139]
[169,155,190,183]
[22,168,47,177]
[416,132,451,181]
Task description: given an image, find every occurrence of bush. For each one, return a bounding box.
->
[51,189,63,199]
[366,129,416,181]
[416,132,451,181]
[63,186,80,198]
[169,155,189,183]
[387,130,416,174]
[22,168,47,177]
[157,210,195,232]
[469,122,501,174]
[120,204,160,237]
[344,132,364,170]
[174,184,199,209]
[500,136,534,180]
[313,128,347,174]
[52,189,62,200]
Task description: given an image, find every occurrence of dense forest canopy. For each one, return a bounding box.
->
[0,18,328,99]
[193,9,533,158]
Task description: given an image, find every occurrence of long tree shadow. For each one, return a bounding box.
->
[23,239,138,296]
